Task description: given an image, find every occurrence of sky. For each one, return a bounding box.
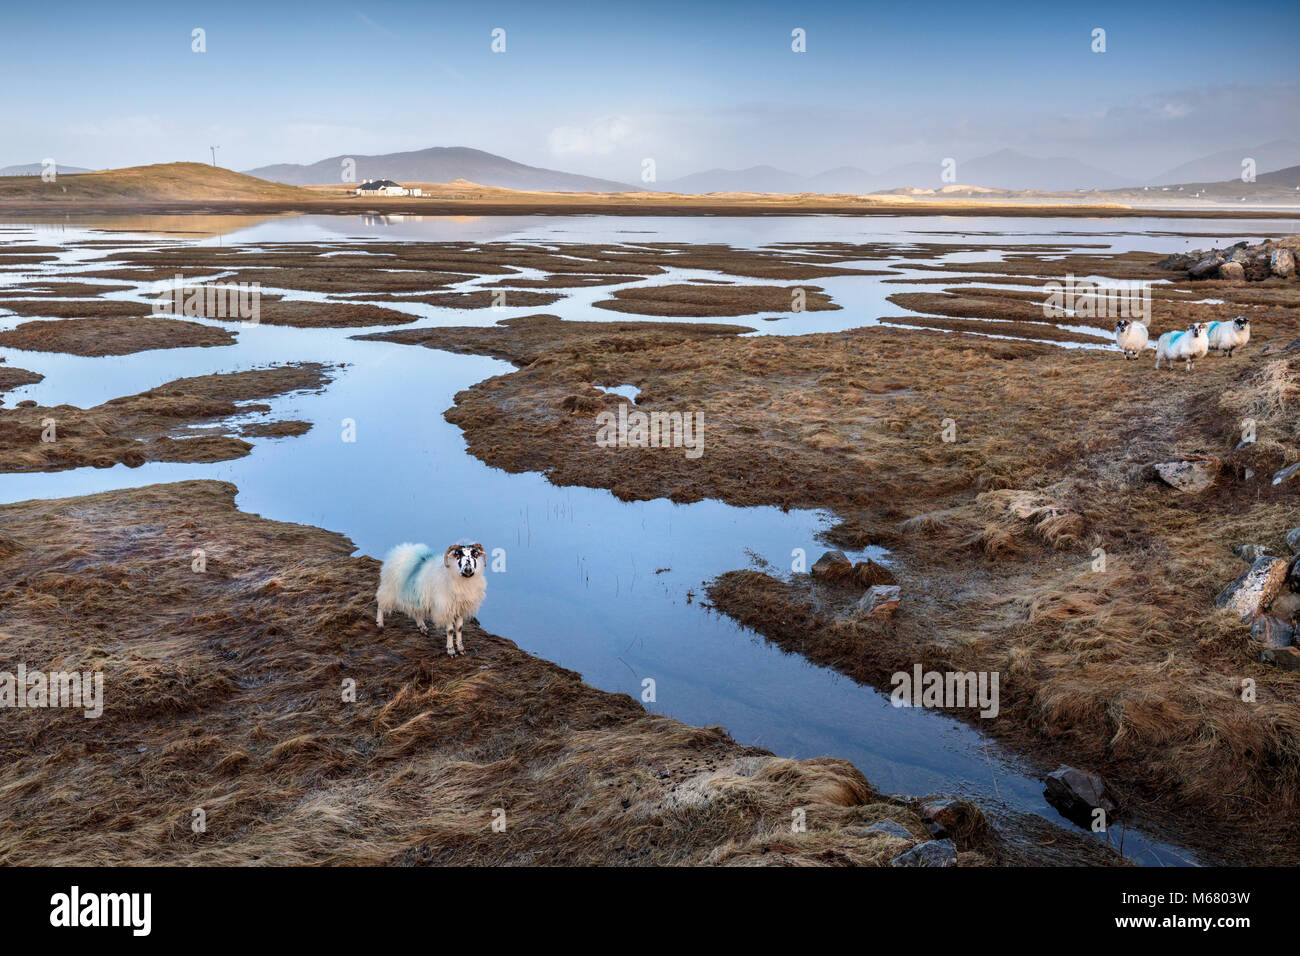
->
[2,0,1298,183]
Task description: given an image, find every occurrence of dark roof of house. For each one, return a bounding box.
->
[357,179,401,190]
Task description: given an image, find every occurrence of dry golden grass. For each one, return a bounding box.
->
[0,364,330,472]
[378,268,1300,862]
[0,480,992,866]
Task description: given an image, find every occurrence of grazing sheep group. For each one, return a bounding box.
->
[1114,316,1250,371]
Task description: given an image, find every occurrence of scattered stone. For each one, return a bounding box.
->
[1215,556,1290,620]
[856,584,901,618]
[1250,615,1295,649]
[1286,528,1300,554]
[863,819,915,841]
[1272,248,1296,278]
[1218,260,1245,282]
[1234,543,1273,562]
[889,839,957,867]
[1188,255,1223,279]
[1272,462,1300,487]
[1044,766,1119,828]
[1153,459,1218,493]
[918,798,988,841]
[1260,647,1300,671]
[810,550,851,581]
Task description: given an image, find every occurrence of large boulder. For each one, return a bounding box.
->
[1215,556,1289,619]
[1153,459,1218,493]
[1188,255,1224,279]
[889,839,957,867]
[1286,528,1300,554]
[1272,248,1297,278]
[1044,766,1119,828]
[1218,260,1246,282]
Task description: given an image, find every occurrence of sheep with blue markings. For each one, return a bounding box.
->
[1154,322,1209,372]
[1206,316,1251,357]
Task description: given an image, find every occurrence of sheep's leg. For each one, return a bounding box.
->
[376,607,384,628]
[446,623,456,657]
[455,616,465,655]
[416,616,428,634]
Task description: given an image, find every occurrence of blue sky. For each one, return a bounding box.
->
[2,0,1297,180]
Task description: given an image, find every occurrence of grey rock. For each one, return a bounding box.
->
[889,839,957,867]
[856,584,901,618]
[1215,556,1290,619]
[1272,462,1300,487]
[1286,528,1300,555]
[1271,248,1296,278]
[1188,255,1223,279]
[1044,766,1119,828]
[1288,555,1300,595]
[1250,615,1295,649]
[864,820,916,841]
[1234,544,1273,562]
[810,549,851,580]
[1154,459,1218,493]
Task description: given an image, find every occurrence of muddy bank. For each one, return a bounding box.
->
[0,316,235,356]
[356,313,754,363]
[0,363,332,472]
[377,281,1300,863]
[0,479,1091,866]
[593,283,838,317]
[0,364,42,398]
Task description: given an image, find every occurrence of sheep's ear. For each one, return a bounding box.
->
[469,543,485,557]
[444,545,458,567]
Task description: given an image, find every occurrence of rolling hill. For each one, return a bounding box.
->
[0,163,314,202]
[245,146,637,192]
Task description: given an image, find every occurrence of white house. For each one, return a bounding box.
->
[354,179,422,197]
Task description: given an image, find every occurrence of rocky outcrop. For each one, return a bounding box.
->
[1161,237,1300,282]
[1286,528,1300,554]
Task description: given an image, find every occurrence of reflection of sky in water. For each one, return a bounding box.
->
[0,214,1234,866]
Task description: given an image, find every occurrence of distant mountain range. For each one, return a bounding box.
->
[244,146,637,192]
[660,150,1132,194]
[1148,140,1300,186]
[0,163,95,176]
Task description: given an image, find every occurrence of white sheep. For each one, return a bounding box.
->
[1206,316,1251,357]
[1154,323,1209,372]
[1113,319,1149,359]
